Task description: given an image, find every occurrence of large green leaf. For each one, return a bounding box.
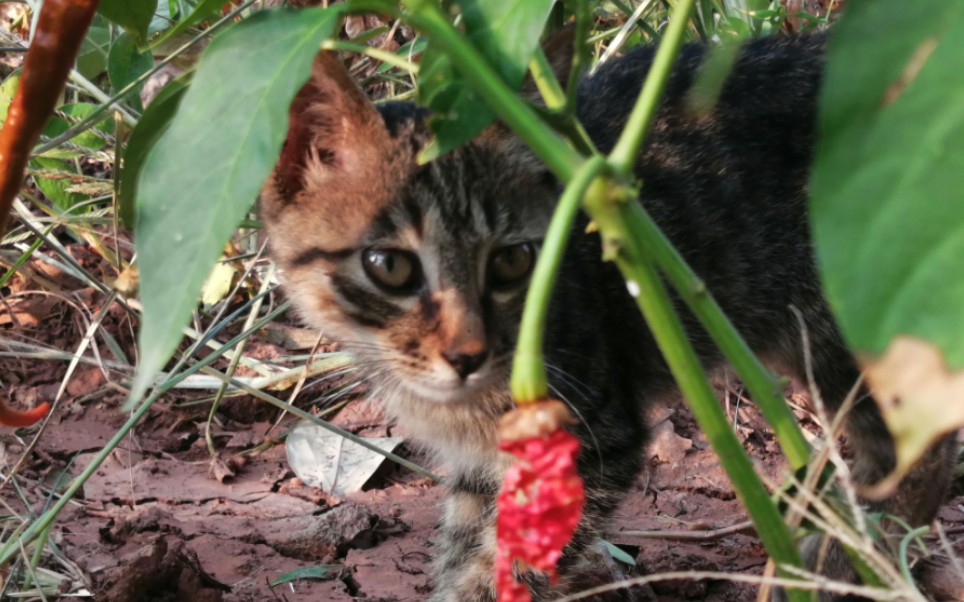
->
[811,0,964,478]
[131,7,345,405]
[461,0,556,87]
[99,0,158,44]
[812,0,964,366]
[119,76,189,229]
[417,0,555,159]
[417,47,494,161]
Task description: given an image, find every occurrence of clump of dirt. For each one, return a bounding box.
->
[96,535,228,602]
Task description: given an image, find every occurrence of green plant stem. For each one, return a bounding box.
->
[321,39,419,74]
[204,264,275,458]
[529,49,567,112]
[898,526,929,589]
[402,0,582,181]
[69,69,138,124]
[607,0,695,176]
[621,202,810,468]
[564,0,591,116]
[582,178,806,598]
[511,156,607,403]
[393,2,809,592]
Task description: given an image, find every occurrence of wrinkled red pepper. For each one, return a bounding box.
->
[0,0,99,427]
[496,401,585,602]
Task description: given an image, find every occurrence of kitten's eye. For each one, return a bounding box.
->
[362,248,420,293]
[489,243,535,289]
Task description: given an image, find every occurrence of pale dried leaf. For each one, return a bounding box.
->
[864,336,964,496]
[201,260,236,306]
[286,422,402,497]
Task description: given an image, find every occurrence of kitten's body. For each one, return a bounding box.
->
[262,34,955,601]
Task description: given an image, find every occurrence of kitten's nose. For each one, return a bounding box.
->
[443,350,488,380]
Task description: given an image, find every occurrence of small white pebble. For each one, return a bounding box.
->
[626,280,640,297]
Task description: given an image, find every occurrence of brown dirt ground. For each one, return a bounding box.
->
[2,253,964,602]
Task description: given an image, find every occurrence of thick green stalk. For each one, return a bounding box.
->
[592,0,805,593]
[582,179,806,598]
[511,156,608,403]
[607,0,696,176]
[395,2,809,593]
[402,0,582,181]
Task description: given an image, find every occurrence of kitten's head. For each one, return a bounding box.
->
[261,52,558,409]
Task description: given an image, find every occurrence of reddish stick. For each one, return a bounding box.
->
[0,0,100,427]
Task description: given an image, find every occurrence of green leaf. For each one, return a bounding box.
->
[130,7,345,406]
[118,76,189,229]
[599,540,636,566]
[77,17,111,80]
[461,0,555,88]
[108,33,155,110]
[30,157,90,211]
[811,0,964,367]
[417,47,494,162]
[0,70,20,123]
[99,0,158,44]
[416,0,555,159]
[269,565,341,587]
[40,103,112,158]
[149,0,227,49]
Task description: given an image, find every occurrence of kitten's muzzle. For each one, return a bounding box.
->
[443,349,489,381]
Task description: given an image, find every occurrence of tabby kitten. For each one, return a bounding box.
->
[261,33,956,601]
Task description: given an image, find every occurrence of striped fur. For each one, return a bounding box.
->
[261,38,956,601]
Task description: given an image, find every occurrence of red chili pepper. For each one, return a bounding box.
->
[0,0,98,427]
[0,401,50,427]
[496,402,585,602]
[0,0,100,236]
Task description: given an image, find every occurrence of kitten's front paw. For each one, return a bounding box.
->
[770,534,862,602]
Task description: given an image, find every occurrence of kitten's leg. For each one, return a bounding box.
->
[777,329,956,601]
[431,488,497,602]
[431,472,646,601]
[552,486,654,602]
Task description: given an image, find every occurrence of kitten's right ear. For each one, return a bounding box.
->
[261,51,418,262]
[270,51,400,201]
